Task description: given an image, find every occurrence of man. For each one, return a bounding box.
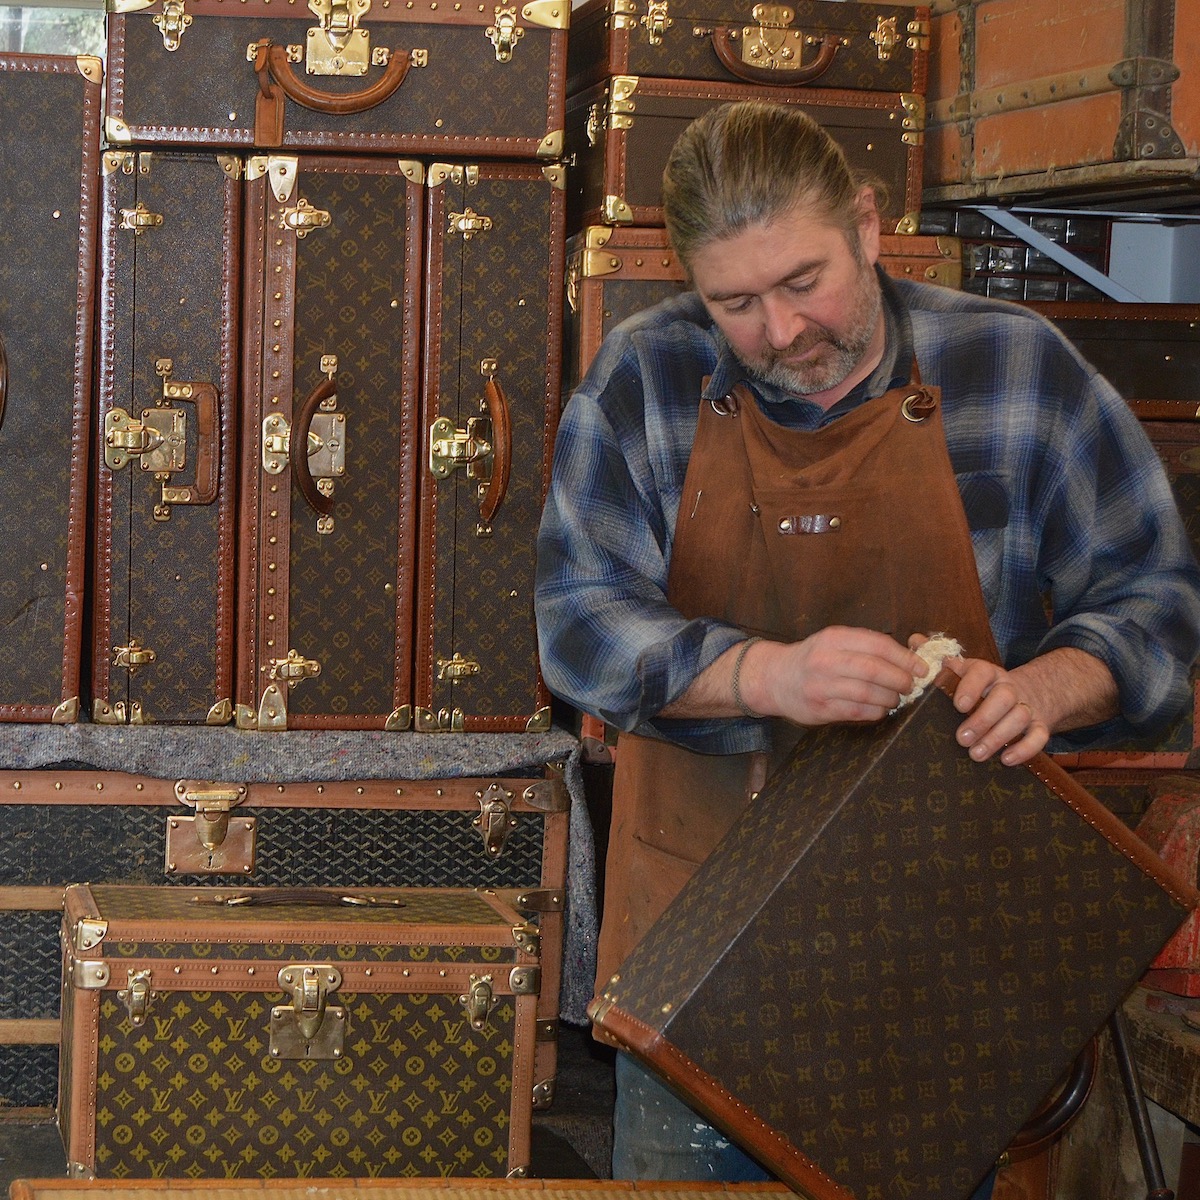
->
[535,101,1200,1181]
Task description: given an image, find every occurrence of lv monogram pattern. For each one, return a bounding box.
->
[92,987,520,1179]
[117,17,555,146]
[287,167,413,720]
[0,64,88,706]
[106,152,234,722]
[431,169,556,722]
[622,2,922,93]
[602,686,1191,1200]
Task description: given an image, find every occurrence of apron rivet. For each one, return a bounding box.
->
[778,517,794,533]
[828,516,841,529]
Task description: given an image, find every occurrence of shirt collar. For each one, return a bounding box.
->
[700,268,914,413]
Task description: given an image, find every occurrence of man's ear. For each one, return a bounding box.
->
[854,185,882,265]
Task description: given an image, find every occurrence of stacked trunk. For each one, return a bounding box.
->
[0,8,573,1177]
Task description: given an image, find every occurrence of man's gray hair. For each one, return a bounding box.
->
[662,100,873,275]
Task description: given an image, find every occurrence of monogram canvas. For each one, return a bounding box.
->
[0,56,98,716]
[107,9,563,155]
[60,886,539,1180]
[567,0,928,96]
[591,677,1197,1200]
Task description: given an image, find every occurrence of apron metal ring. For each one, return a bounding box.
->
[901,390,936,423]
[709,395,739,417]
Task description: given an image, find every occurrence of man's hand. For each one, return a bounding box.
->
[660,626,929,725]
[915,639,1119,767]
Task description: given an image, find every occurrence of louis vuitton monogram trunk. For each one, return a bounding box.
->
[235,152,423,732]
[588,672,1198,1200]
[104,0,567,158]
[58,883,541,1180]
[414,159,565,733]
[566,0,929,99]
[0,765,567,1114]
[93,149,242,727]
[564,75,924,235]
[0,54,101,723]
[235,153,564,733]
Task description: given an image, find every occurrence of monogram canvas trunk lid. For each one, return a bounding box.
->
[59,883,541,1179]
[236,153,423,731]
[93,150,242,726]
[105,0,567,157]
[589,673,1198,1200]
[564,76,924,234]
[0,54,101,722]
[567,0,929,98]
[415,161,565,732]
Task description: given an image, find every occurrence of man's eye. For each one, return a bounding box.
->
[722,298,753,314]
[785,280,816,295]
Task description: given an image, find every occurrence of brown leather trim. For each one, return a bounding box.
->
[0,768,563,810]
[235,166,270,716]
[588,1000,855,1200]
[414,174,450,719]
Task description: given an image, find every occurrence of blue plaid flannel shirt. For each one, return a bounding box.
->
[535,272,1200,755]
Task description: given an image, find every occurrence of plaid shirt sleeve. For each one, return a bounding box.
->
[906,281,1200,748]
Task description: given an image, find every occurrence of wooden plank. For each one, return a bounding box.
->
[1121,986,1200,1127]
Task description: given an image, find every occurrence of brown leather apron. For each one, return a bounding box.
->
[595,377,1002,991]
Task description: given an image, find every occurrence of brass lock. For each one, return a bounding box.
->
[269,964,346,1059]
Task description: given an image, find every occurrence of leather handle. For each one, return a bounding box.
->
[1008,1038,1097,1151]
[479,375,511,524]
[291,374,337,518]
[710,29,843,86]
[169,382,220,506]
[195,888,404,909]
[0,331,7,437]
[251,38,410,145]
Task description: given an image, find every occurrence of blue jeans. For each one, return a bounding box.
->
[611,1052,771,1181]
[611,1052,997,1198]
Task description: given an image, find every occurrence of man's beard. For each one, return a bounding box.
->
[742,269,883,397]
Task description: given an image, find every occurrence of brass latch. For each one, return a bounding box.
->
[870,15,898,60]
[118,201,164,234]
[270,964,346,1059]
[461,974,497,1029]
[105,359,220,521]
[641,0,671,44]
[269,649,322,684]
[279,197,332,237]
[302,0,380,76]
[113,639,157,672]
[167,780,256,876]
[474,783,517,857]
[429,415,494,480]
[447,207,493,240]
[153,0,192,50]
[437,652,481,681]
[263,355,345,534]
[738,4,804,68]
[485,6,524,62]
[118,968,154,1026]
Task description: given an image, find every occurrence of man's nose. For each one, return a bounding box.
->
[762,295,806,350]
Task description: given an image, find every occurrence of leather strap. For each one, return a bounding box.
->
[709,28,842,86]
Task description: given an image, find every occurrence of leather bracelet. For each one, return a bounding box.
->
[731,636,764,719]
